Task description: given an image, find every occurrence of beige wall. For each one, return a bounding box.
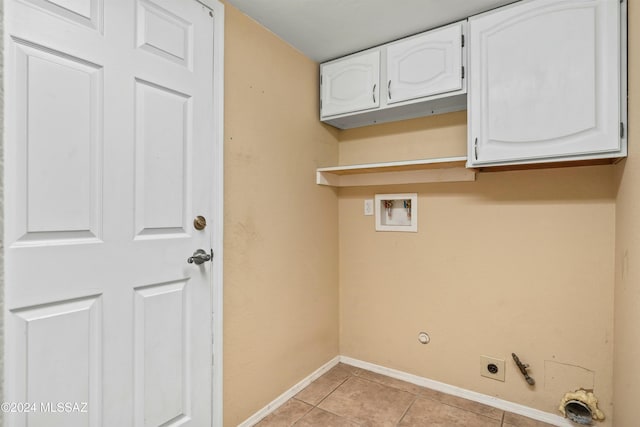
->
[339,111,467,165]
[613,1,639,425]
[222,3,340,425]
[337,25,622,421]
[223,0,630,423]
[339,165,616,422]
[0,2,632,427]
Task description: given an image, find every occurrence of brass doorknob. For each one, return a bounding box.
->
[194,215,207,230]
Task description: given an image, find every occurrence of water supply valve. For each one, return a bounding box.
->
[512,352,535,386]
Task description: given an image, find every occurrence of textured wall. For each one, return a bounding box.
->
[613,1,639,425]
[339,111,467,165]
[222,3,340,425]
[1,1,635,426]
[337,47,621,416]
[338,163,616,423]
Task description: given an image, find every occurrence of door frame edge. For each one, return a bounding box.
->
[198,0,225,426]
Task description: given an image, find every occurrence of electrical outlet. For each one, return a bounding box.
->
[480,355,505,382]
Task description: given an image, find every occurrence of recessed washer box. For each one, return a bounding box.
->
[374,193,418,232]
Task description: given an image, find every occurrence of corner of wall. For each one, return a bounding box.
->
[222,3,339,424]
[613,0,639,425]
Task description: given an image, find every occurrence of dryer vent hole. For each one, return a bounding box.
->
[565,400,593,425]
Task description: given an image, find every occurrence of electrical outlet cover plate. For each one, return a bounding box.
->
[480,355,505,382]
[364,199,374,216]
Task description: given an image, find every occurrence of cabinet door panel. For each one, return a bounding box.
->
[468,0,621,165]
[387,23,463,104]
[321,50,380,118]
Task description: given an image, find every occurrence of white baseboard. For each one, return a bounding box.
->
[237,356,340,427]
[238,355,575,427]
[339,356,574,427]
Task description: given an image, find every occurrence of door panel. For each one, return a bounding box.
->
[22,0,103,31]
[387,23,463,104]
[5,0,217,426]
[134,280,189,427]
[10,296,102,427]
[134,79,191,238]
[12,39,103,245]
[136,0,192,68]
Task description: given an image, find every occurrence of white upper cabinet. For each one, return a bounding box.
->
[320,22,467,129]
[467,0,625,167]
[387,23,463,105]
[321,50,380,118]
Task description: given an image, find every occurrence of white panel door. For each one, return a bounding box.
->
[386,23,464,105]
[4,0,219,426]
[468,0,622,166]
[320,50,380,118]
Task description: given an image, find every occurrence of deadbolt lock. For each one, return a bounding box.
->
[194,215,207,230]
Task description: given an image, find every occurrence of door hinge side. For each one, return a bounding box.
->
[461,66,465,79]
[461,34,465,48]
[621,122,625,138]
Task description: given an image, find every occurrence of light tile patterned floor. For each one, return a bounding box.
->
[255,363,556,427]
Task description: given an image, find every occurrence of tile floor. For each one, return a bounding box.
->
[255,363,556,427]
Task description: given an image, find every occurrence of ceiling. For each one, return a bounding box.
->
[225,0,518,63]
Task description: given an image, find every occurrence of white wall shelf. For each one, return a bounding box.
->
[316,156,475,187]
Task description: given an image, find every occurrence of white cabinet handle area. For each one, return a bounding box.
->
[466,0,627,168]
[318,0,627,171]
[320,21,466,130]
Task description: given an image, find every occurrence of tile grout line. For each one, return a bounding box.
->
[431,400,500,421]
[258,363,557,427]
[334,365,510,426]
[318,366,424,426]
[312,375,352,408]
[354,373,420,396]
[362,367,504,422]
[395,393,419,427]
[340,358,568,426]
[417,392,506,423]
[289,398,316,427]
[311,374,364,426]
[347,366,425,427]
[296,368,357,425]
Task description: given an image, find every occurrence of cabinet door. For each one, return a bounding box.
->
[321,50,380,118]
[387,23,463,105]
[468,0,622,166]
